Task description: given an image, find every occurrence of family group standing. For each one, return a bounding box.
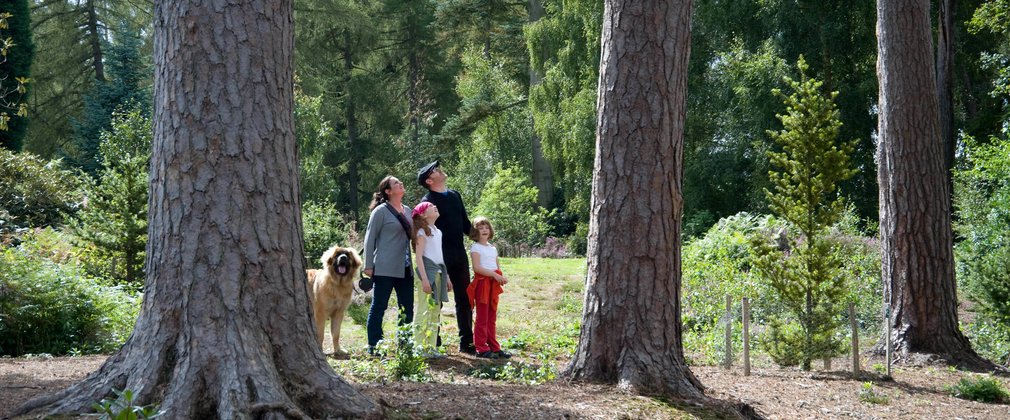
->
[361,160,510,359]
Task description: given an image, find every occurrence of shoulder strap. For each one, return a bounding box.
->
[384,203,412,237]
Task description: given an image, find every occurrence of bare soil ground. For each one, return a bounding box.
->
[2,352,1008,419]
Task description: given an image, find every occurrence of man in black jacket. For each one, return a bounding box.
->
[417,160,476,355]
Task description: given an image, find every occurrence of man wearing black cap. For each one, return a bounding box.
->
[417,160,476,355]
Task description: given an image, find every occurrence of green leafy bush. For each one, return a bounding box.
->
[472,165,551,256]
[955,135,1010,366]
[681,211,881,365]
[92,388,164,420]
[468,359,557,385]
[858,382,890,405]
[0,235,139,356]
[947,375,1010,403]
[963,317,1010,366]
[302,200,356,268]
[0,148,83,236]
[682,213,775,363]
[375,322,430,382]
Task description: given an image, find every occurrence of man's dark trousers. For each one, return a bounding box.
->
[445,251,474,352]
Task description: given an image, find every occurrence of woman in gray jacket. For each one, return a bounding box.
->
[363,176,415,353]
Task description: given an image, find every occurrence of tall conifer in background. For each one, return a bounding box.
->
[752,57,857,371]
[68,24,150,174]
[0,0,33,151]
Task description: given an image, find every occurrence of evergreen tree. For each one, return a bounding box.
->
[68,23,151,174]
[0,1,33,151]
[24,0,151,157]
[751,57,857,370]
[71,106,150,286]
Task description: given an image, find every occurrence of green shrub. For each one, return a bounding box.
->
[302,200,356,268]
[681,213,776,364]
[92,388,164,420]
[0,239,139,356]
[468,359,557,385]
[0,148,83,236]
[375,322,430,382]
[955,135,1010,361]
[947,375,1010,403]
[681,211,880,365]
[858,382,890,405]
[472,165,551,256]
[963,317,1010,366]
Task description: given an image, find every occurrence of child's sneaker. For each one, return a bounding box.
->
[476,351,499,359]
[494,350,512,359]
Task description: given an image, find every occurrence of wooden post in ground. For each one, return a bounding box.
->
[743,297,751,376]
[885,305,892,377]
[723,294,732,369]
[850,302,860,375]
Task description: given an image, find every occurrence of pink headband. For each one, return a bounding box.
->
[412,202,434,218]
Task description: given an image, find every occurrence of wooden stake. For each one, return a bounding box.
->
[743,297,750,376]
[850,302,860,375]
[885,305,892,377]
[724,294,732,370]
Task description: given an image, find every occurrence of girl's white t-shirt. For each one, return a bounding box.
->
[421,226,444,265]
[470,242,498,271]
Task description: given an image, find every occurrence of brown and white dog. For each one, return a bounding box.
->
[306,245,362,355]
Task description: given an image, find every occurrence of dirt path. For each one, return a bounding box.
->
[2,354,1008,419]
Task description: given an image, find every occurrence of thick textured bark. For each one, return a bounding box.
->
[528,0,553,208]
[14,1,378,417]
[563,0,703,399]
[936,0,955,177]
[876,0,989,369]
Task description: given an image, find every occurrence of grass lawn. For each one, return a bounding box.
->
[322,257,586,380]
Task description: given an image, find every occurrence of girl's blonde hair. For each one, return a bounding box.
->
[411,214,432,250]
[468,216,494,241]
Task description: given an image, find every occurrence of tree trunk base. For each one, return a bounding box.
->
[870,339,1008,375]
[562,365,763,419]
[12,335,379,418]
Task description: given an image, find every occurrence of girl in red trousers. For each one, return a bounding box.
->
[466,217,512,359]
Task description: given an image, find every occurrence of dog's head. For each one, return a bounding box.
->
[321,246,362,278]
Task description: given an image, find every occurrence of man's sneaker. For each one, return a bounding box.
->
[494,350,512,359]
[460,346,478,355]
[476,351,499,359]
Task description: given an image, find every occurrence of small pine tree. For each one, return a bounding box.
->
[752,56,858,370]
[71,106,151,286]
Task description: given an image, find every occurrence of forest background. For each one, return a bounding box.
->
[2,0,1010,371]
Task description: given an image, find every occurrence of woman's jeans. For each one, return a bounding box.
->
[366,266,415,347]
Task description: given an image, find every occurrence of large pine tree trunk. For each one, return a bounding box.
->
[14,1,378,417]
[936,0,956,177]
[876,0,989,369]
[563,0,703,399]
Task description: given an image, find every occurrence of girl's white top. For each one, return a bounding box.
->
[470,242,498,271]
[421,225,445,265]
